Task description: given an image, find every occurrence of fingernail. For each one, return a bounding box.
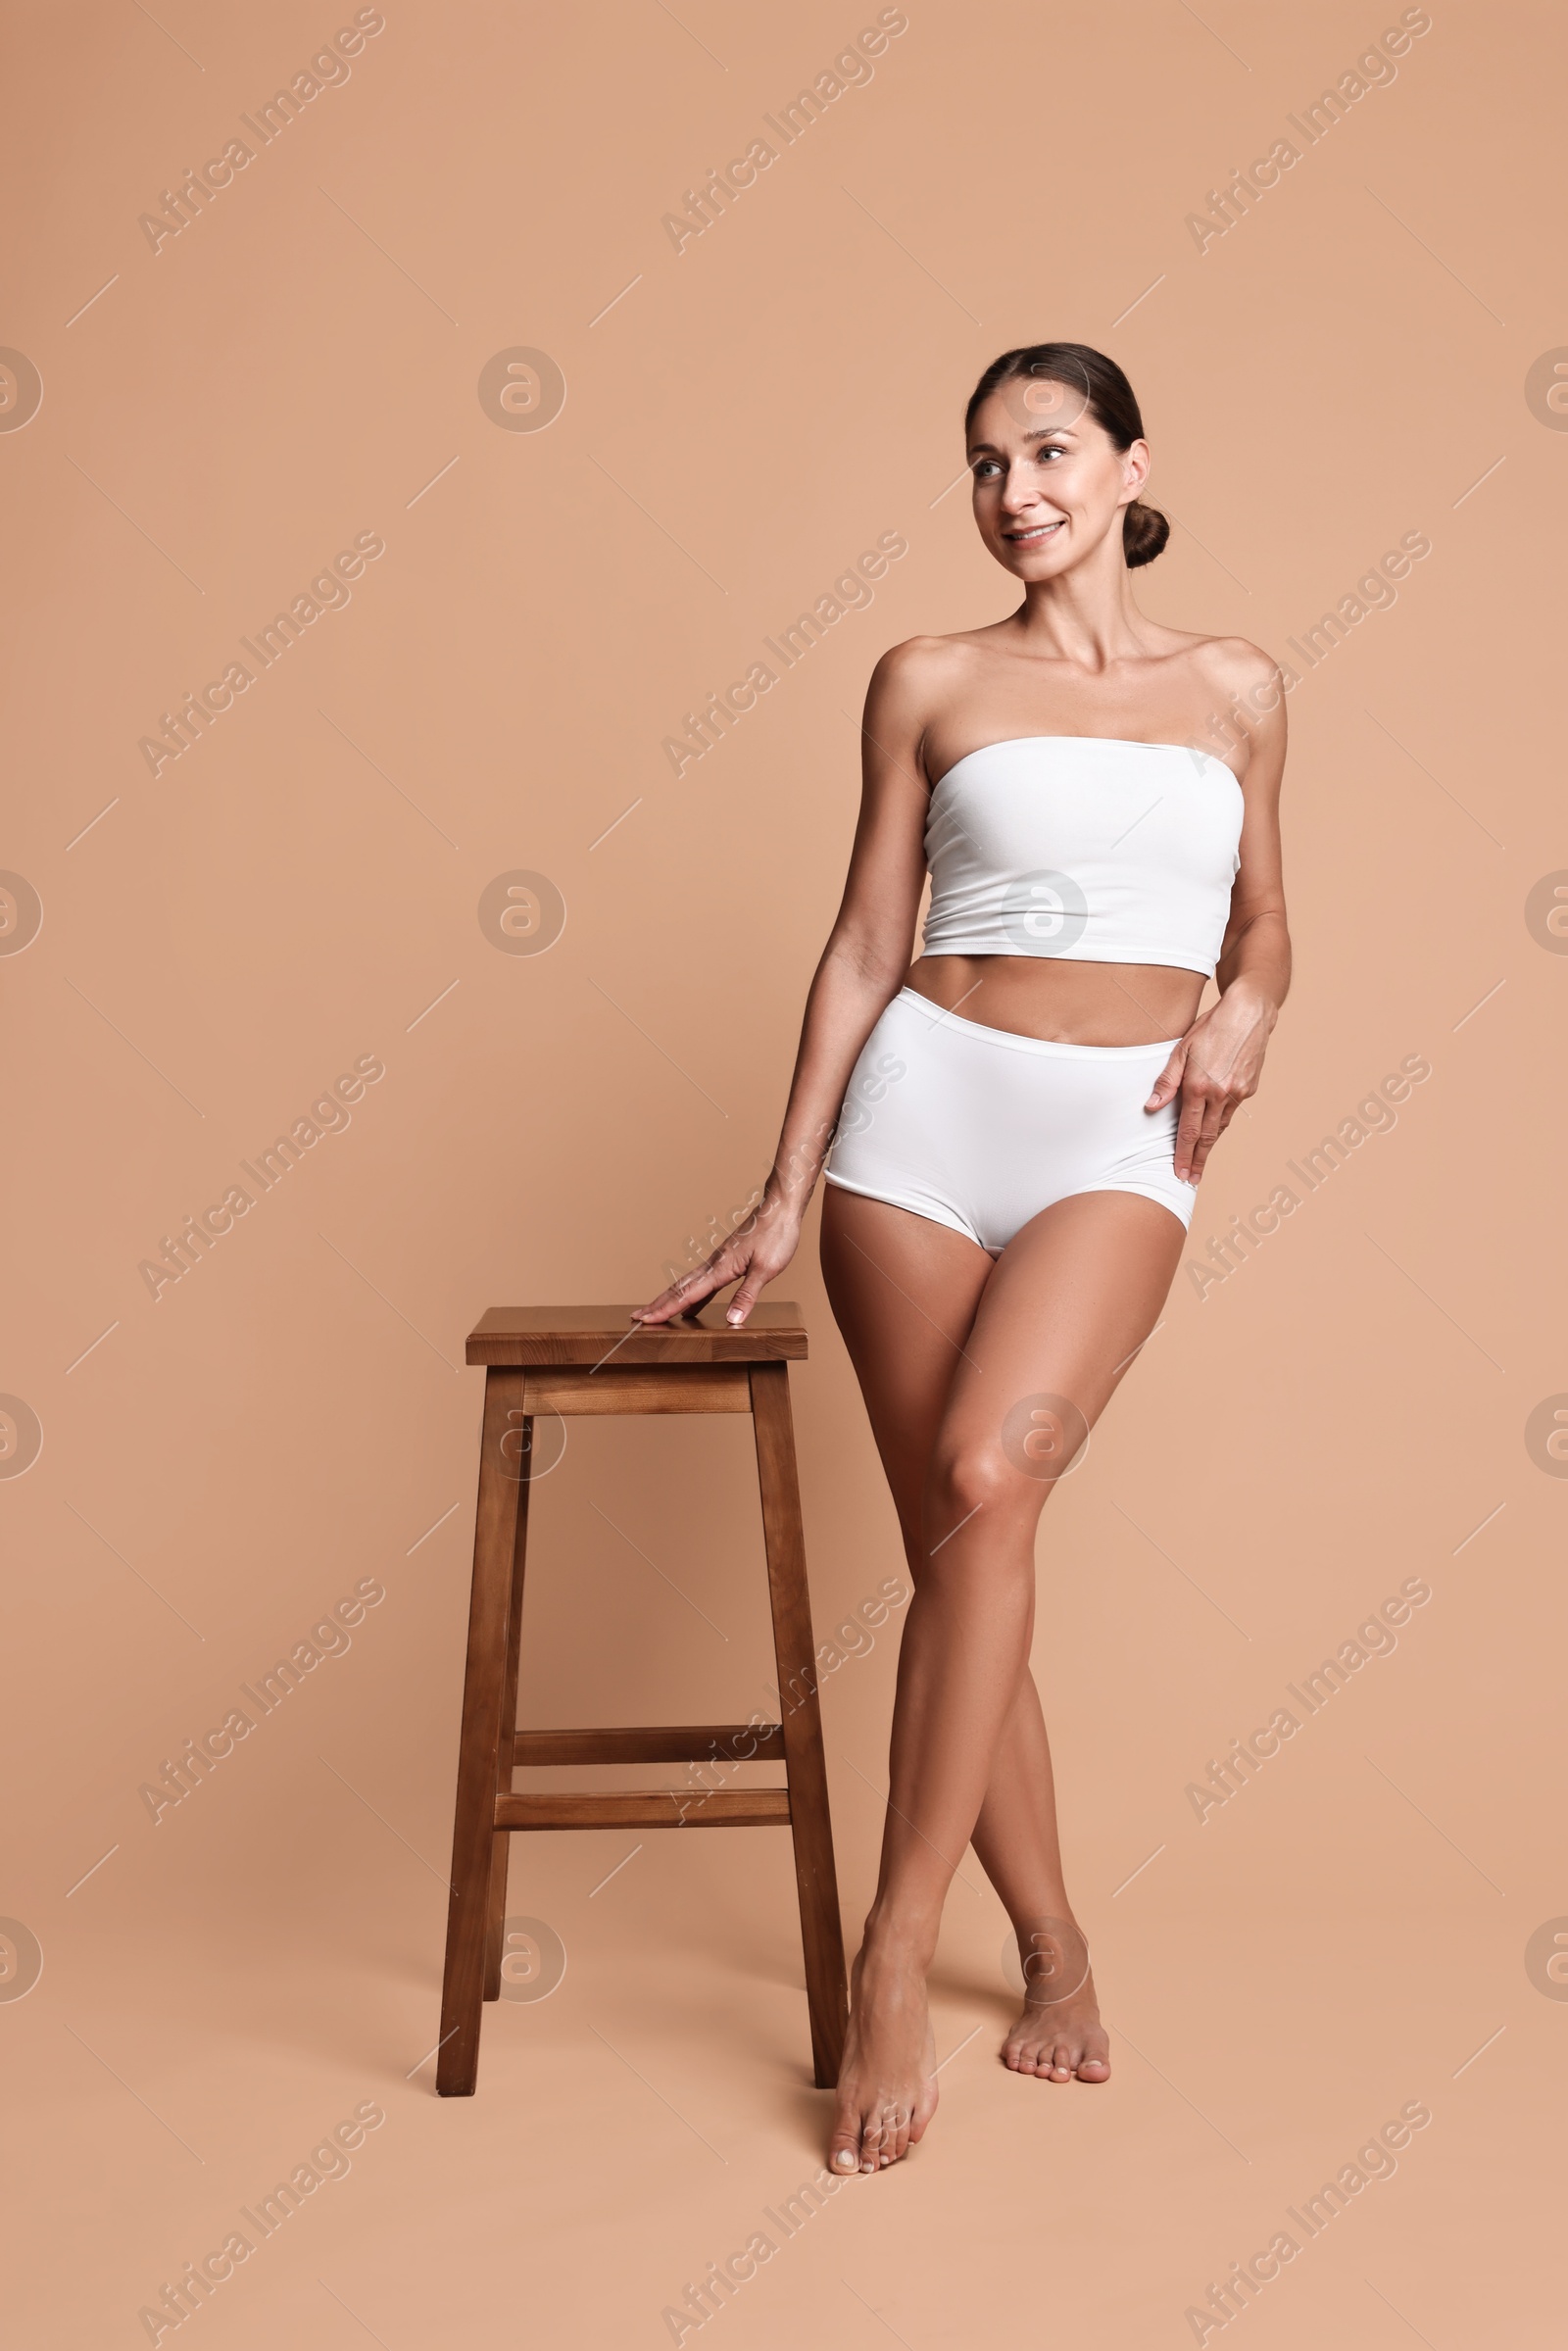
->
[726,1309,743,1324]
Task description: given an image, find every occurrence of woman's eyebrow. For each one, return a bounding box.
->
[966,426,1081,457]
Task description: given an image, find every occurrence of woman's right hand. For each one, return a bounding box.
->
[633,1190,806,1328]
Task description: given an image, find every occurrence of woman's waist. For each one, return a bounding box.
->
[903,954,1202,1049]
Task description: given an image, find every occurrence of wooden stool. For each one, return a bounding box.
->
[436,1302,850,2096]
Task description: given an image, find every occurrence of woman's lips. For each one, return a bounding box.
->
[1004,519,1062,545]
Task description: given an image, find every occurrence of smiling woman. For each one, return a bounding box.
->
[638,338,1291,2178]
[969,352,1171,573]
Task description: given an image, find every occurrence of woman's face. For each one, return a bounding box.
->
[967,378,1148,580]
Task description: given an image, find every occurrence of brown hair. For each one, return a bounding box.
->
[964,342,1169,568]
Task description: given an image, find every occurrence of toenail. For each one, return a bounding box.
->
[834,2149,856,2170]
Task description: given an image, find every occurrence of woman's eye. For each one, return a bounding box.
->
[971,459,1000,479]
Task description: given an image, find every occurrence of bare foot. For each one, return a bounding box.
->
[1001,1920,1110,2082]
[828,1933,940,2174]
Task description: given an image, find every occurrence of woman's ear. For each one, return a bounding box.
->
[1121,437,1152,504]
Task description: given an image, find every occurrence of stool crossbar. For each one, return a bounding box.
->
[436,1303,850,2096]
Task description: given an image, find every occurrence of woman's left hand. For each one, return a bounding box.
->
[1146,980,1277,1186]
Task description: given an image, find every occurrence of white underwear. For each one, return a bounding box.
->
[822,988,1196,1251]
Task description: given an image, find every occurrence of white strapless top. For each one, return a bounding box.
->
[920,735,1244,978]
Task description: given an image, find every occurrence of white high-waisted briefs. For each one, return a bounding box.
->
[822,987,1197,1251]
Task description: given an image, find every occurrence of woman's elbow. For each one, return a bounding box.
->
[823,927,914,993]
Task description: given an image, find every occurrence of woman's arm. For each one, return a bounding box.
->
[1148,647,1291,1184]
[636,644,934,1325]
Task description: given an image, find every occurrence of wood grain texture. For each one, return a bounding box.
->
[466,1301,807,1366]
[494,1789,791,1830]
[437,1368,528,2095]
[513,1724,784,1765]
[435,1324,847,2096]
[750,1361,851,2085]
[522,1365,751,1415]
[482,1416,533,2002]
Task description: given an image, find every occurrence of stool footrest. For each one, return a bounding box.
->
[494,1789,791,1831]
[513,1724,783,1767]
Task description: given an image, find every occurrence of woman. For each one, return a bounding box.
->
[636,343,1289,2176]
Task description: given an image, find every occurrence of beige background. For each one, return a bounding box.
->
[4,1,1564,2342]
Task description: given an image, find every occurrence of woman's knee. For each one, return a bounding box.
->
[921,1439,1037,1544]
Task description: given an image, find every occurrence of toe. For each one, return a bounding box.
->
[1077,2033,1110,2082]
[1049,2039,1074,2080]
[828,2105,861,2176]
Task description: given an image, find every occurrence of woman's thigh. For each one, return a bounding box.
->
[818,1184,995,1551]
[820,1183,1187,1545]
[931,1190,1187,1494]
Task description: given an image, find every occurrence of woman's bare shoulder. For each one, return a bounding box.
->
[866,627,1001,716]
[1179,630,1284,703]
[862,631,1001,783]
[1178,632,1287,790]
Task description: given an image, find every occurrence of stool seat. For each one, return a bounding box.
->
[466,1300,807,1364]
[436,1301,850,2096]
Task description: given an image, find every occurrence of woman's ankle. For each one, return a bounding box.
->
[1010,1911,1092,2000]
[859,1903,942,1971]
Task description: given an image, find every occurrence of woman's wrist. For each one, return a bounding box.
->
[761,1169,815,1221]
[1216,974,1279,1028]
[764,1117,837,1212]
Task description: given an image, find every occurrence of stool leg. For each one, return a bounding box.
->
[438,1368,529,2094]
[483,1421,532,1999]
[749,1362,849,2087]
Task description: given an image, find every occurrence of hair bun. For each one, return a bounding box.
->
[1123,499,1169,568]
